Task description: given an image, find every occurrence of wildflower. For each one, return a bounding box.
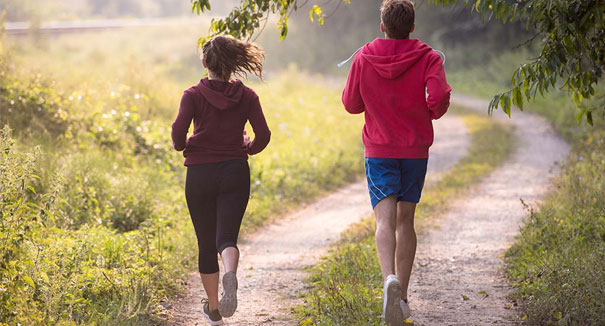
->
[579,156,584,161]
[134,94,141,100]
[98,126,103,132]
[255,180,261,185]
[111,110,117,115]
[125,112,130,117]
[578,176,582,181]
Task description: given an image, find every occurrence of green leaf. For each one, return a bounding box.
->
[23,275,35,289]
[513,87,523,110]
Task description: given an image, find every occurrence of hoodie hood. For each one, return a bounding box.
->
[361,38,433,80]
[196,78,245,110]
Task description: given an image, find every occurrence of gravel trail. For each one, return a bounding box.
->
[169,113,470,326]
[408,95,569,325]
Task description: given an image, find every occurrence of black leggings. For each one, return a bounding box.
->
[185,160,250,274]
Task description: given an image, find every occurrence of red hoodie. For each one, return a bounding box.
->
[342,38,451,159]
[171,78,271,166]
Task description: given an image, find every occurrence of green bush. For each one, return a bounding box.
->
[0,70,71,138]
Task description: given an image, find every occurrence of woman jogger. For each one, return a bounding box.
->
[171,35,271,325]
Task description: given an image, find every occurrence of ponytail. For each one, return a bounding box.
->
[202,35,265,81]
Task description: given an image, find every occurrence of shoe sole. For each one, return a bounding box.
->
[385,279,404,326]
[219,272,238,318]
[401,301,411,320]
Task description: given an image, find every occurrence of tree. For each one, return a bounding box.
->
[191,0,351,43]
[191,0,604,124]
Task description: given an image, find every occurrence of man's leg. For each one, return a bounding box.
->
[375,195,405,325]
[395,201,417,300]
[374,195,398,279]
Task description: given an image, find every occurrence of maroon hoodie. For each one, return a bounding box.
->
[343,38,451,159]
[171,78,271,166]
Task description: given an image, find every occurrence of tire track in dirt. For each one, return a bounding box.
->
[169,113,470,325]
[409,95,570,325]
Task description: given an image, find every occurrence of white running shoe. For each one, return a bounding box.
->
[219,271,238,317]
[400,299,411,319]
[382,274,404,326]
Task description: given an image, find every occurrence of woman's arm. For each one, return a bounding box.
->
[246,95,271,155]
[171,90,196,151]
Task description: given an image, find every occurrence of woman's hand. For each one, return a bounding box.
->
[243,131,251,148]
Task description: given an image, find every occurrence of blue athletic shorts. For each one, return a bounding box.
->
[365,158,428,209]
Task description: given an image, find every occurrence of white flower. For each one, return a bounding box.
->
[125,112,130,117]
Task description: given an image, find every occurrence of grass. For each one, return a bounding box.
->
[447,52,605,325]
[296,108,516,326]
[504,125,605,325]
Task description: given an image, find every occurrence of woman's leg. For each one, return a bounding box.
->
[221,247,239,273]
[200,272,220,310]
[216,160,250,272]
[185,165,221,311]
[215,160,250,317]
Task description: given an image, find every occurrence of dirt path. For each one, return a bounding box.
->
[168,113,470,326]
[409,95,570,325]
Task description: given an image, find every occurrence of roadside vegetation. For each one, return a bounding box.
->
[0,26,362,324]
[448,53,605,325]
[296,109,515,325]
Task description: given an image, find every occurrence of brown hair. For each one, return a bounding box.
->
[202,35,265,81]
[381,0,415,39]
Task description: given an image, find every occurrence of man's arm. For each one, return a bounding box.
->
[426,52,452,120]
[342,53,365,114]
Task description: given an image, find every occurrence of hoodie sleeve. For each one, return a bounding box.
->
[247,94,271,155]
[425,52,452,120]
[342,53,365,114]
[171,90,195,151]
